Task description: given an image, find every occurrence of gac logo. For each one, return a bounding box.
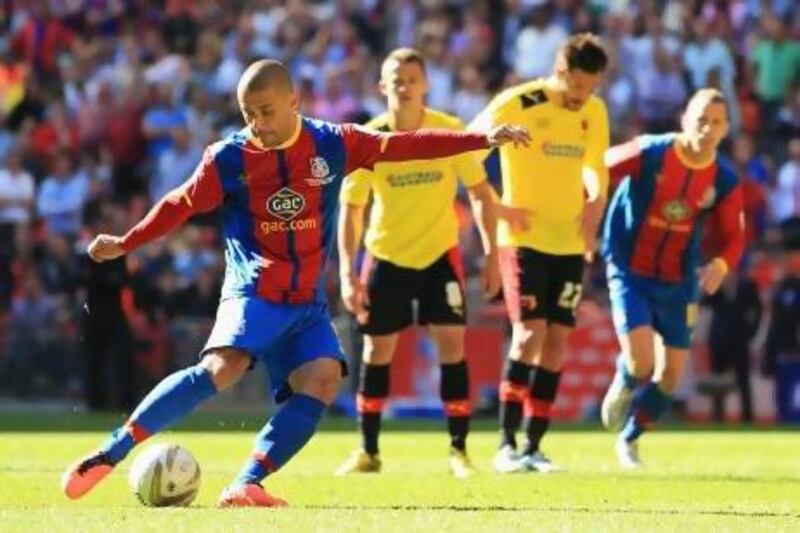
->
[267,187,305,221]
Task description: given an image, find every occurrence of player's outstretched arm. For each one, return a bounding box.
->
[88,151,223,263]
[342,124,529,173]
[605,137,643,184]
[700,185,745,294]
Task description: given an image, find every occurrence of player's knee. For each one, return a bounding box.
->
[301,370,342,405]
[362,337,394,365]
[509,322,543,363]
[541,331,568,370]
[654,370,680,393]
[435,334,464,364]
[628,360,652,380]
[200,348,250,391]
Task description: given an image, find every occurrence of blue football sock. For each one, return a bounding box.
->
[620,382,672,443]
[616,353,641,391]
[101,365,217,464]
[233,393,326,486]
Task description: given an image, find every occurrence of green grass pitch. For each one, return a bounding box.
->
[1,414,798,532]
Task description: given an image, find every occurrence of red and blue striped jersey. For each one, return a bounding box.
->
[119,116,489,304]
[601,133,744,285]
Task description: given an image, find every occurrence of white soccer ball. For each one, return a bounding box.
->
[128,443,201,507]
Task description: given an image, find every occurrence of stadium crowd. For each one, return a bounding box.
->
[0,0,798,415]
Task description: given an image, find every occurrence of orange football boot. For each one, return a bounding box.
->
[218,483,288,508]
[61,451,115,499]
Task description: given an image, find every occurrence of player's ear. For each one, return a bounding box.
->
[378,79,388,97]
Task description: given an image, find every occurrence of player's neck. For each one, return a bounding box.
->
[389,106,425,131]
[274,115,301,147]
[676,134,716,168]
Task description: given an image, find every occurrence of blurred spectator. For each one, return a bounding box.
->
[633,41,686,133]
[513,4,567,79]
[764,250,800,377]
[4,273,61,397]
[36,151,89,237]
[452,63,489,124]
[171,225,218,288]
[770,137,800,224]
[141,82,188,160]
[82,203,135,411]
[313,70,360,122]
[185,85,219,148]
[732,136,768,246]
[37,234,82,304]
[704,273,762,422]
[418,31,454,112]
[749,16,800,139]
[683,19,741,133]
[31,100,80,166]
[732,134,770,185]
[778,86,800,140]
[0,147,34,309]
[0,50,27,115]
[176,265,222,318]
[10,4,74,79]
[150,126,203,203]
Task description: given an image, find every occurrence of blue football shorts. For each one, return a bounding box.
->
[606,264,699,349]
[202,296,347,402]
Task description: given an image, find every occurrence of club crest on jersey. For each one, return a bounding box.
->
[662,200,691,222]
[306,157,334,186]
[267,187,305,221]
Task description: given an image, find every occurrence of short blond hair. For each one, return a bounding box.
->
[381,48,427,78]
[686,88,727,113]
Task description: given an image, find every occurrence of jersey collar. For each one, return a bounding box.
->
[673,136,717,170]
[387,107,427,131]
[248,115,303,151]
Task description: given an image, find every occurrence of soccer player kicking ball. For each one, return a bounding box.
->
[334,48,502,479]
[61,59,530,507]
[470,34,610,473]
[600,88,744,469]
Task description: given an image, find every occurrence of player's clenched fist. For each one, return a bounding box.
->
[87,234,125,262]
[340,273,370,324]
[699,258,728,295]
[487,124,531,148]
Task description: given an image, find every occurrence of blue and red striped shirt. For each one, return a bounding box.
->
[602,133,745,284]
[120,116,489,304]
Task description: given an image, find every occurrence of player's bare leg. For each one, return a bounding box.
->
[63,348,249,499]
[220,357,342,507]
[494,319,546,473]
[429,324,474,478]
[617,340,688,469]
[335,334,397,475]
[602,327,655,431]
[519,323,568,472]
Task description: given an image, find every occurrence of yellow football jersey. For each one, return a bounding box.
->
[471,78,609,255]
[341,108,486,269]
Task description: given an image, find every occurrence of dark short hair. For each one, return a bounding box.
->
[382,47,427,75]
[557,33,608,74]
[237,59,293,99]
